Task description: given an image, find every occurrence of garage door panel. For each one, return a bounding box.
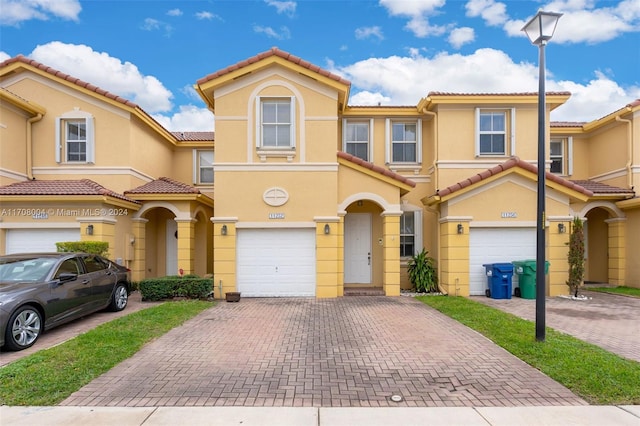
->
[469,228,536,296]
[237,228,316,297]
[6,229,80,254]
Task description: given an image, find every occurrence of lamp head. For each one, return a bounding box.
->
[522,10,562,45]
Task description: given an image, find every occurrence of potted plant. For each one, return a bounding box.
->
[407,249,438,293]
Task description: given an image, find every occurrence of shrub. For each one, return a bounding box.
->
[566,216,585,297]
[407,249,438,293]
[56,241,109,256]
[139,276,213,301]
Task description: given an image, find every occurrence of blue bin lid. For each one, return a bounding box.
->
[492,263,514,273]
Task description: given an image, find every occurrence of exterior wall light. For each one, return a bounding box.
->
[221,224,227,236]
[86,224,94,235]
[457,223,464,234]
[558,223,566,233]
[324,224,331,235]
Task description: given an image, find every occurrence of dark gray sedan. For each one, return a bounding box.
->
[0,253,131,351]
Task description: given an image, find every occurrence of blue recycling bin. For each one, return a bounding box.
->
[482,263,514,299]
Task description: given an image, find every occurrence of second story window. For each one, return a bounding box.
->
[194,150,214,184]
[55,109,95,164]
[260,98,294,148]
[344,120,371,161]
[392,122,417,162]
[550,137,572,176]
[478,111,506,155]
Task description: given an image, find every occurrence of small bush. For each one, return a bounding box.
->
[139,276,213,301]
[56,241,109,256]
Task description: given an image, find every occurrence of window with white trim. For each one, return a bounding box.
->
[55,109,95,164]
[478,111,506,155]
[392,122,417,162]
[343,120,371,161]
[258,97,295,148]
[193,150,214,184]
[550,137,572,176]
[400,210,423,258]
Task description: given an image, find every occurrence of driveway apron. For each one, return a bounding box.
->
[61,297,585,407]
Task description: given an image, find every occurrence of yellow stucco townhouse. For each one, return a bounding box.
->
[1,48,638,298]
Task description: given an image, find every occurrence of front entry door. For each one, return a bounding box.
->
[344,213,372,283]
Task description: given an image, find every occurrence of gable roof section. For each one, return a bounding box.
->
[570,180,635,199]
[0,179,139,206]
[0,55,179,145]
[337,151,416,195]
[126,177,200,195]
[425,157,593,206]
[419,91,571,112]
[171,131,214,142]
[196,47,351,112]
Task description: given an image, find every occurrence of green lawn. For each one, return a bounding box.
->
[417,295,640,405]
[0,300,213,406]
[586,286,640,298]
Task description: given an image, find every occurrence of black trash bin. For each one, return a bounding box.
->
[482,263,514,299]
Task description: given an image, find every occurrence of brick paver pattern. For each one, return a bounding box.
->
[474,290,640,363]
[61,297,586,407]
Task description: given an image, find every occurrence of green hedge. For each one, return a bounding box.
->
[56,241,109,256]
[139,276,213,301]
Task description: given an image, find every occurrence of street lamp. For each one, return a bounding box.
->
[522,10,562,342]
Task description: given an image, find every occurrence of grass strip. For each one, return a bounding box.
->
[417,295,640,405]
[0,300,213,406]
[586,286,640,298]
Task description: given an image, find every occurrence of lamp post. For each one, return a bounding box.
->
[522,10,562,342]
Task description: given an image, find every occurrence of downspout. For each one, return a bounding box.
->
[615,115,633,189]
[26,113,43,180]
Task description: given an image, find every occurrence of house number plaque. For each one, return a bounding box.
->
[269,213,285,219]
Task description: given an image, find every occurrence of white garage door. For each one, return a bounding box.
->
[237,228,316,297]
[5,228,80,254]
[469,227,536,296]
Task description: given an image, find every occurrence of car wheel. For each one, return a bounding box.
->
[109,283,128,312]
[4,305,42,351]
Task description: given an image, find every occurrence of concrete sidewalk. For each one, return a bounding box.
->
[2,405,639,425]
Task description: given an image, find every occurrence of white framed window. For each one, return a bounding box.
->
[55,109,95,163]
[400,210,423,258]
[550,137,573,176]
[385,119,422,164]
[193,150,214,184]
[343,119,372,161]
[256,97,295,149]
[475,108,515,157]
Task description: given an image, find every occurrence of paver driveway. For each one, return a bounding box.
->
[61,297,586,407]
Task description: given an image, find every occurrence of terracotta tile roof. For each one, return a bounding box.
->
[569,180,635,196]
[337,152,416,188]
[0,179,139,203]
[436,157,593,198]
[551,121,587,128]
[171,131,215,141]
[125,177,200,194]
[427,91,572,97]
[196,47,351,87]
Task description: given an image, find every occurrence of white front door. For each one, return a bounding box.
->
[166,219,178,275]
[344,213,372,284]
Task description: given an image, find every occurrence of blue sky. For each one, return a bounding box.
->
[1,0,638,131]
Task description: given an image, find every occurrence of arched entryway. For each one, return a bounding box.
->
[580,203,626,285]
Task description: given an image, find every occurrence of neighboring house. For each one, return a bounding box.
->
[1,49,638,297]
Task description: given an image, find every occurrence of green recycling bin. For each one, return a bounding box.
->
[512,260,549,299]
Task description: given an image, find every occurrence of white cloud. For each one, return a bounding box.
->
[0,51,11,62]
[0,0,82,26]
[29,42,173,113]
[330,48,638,122]
[141,18,173,36]
[448,27,475,49]
[379,0,447,37]
[265,0,296,18]
[253,25,291,40]
[355,26,384,41]
[167,8,183,17]
[153,105,214,132]
[195,11,217,20]
[465,0,507,26]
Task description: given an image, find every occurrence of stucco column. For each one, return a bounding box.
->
[131,218,147,282]
[439,220,470,296]
[548,219,570,296]
[315,218,340,298]
[212,218,237,299]
[606,218,626,285]
[79,217,116,258]
[175,218,195,275]
[381,212,401,296]
[337,215,345,297]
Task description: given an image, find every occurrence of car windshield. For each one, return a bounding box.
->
[0,257,57,282]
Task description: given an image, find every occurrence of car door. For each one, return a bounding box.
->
[81,255,117,309]
[46,257,94,327]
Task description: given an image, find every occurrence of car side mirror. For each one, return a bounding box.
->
[57,272,77,282]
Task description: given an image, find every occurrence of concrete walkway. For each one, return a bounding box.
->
[2,405,640,425]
